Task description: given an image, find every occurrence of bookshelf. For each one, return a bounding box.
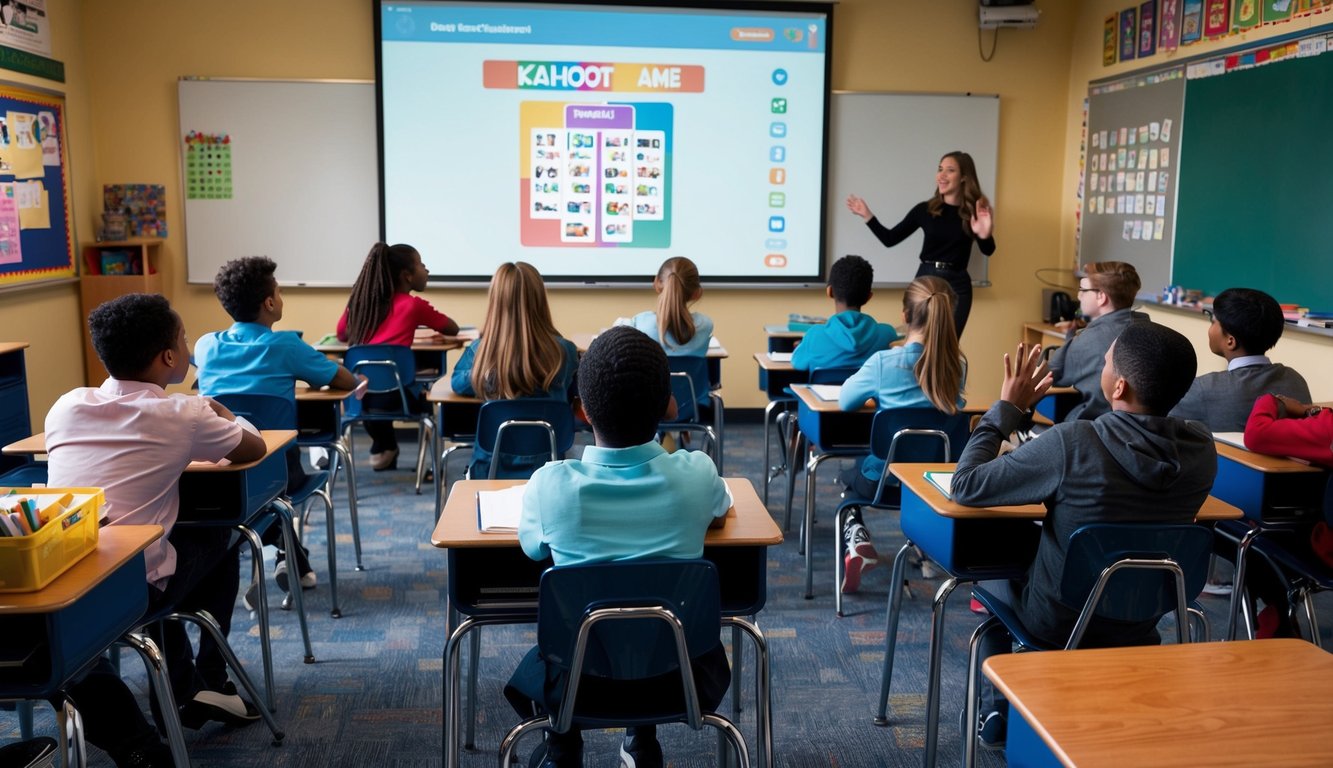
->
[78,239,165,384]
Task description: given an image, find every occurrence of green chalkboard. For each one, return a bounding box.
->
[1174,51,1333,312]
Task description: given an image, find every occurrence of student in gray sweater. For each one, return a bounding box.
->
[1169,287,1311,431]
[1046,261,1149,421]
[952,322,1217,749]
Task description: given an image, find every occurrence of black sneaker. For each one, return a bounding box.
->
[619,733,663,768]
[179,684,261,729]
[0,737,57,768]
[977,710,1007,751]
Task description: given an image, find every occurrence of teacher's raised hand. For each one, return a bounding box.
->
[970,197,993,240]
[845,193,873,223]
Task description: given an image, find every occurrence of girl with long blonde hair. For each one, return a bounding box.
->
[626,256,713,356]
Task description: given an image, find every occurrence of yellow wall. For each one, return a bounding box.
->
[1061,3,1333,399]
[7,1,1088,421]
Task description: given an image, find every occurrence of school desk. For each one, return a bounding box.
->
[432,477,782,768]
[424,377,483,521]
[763,323,805,353]
[5,429,315,709]
[0,525,190,768]
[753,352,806,506]
[1021,321,1066,349]
[985,639,1333,768]
[0,342,32,479]
[314,333,467,383]
[295,385,365,616]
[1210,439,1329,641]
[884,462,1242,768]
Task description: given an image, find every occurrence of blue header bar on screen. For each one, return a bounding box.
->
[380,2,828,53]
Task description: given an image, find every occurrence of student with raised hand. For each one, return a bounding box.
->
[195,256,363,598]
[790,254,899,372]
[845,150,995,337]
[505,326,730,768]
[1169,287,1311,431]
[1047,261,1149,421]
[837,276,966,592]
[951,324,1216,750]
[47,294,268,765]
[337,242,459,470]
[450,262,578,478]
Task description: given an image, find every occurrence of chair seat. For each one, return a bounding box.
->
[971,587,1061,652]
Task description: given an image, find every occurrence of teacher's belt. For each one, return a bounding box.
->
[922,261,963,272]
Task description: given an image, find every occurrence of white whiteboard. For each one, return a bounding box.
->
[826,92,999,287]
[178,78,379,286]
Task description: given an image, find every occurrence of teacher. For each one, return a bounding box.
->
[846,150,994,337]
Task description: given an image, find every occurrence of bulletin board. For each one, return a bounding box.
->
[0,83,73,290]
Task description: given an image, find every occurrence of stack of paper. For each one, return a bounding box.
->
[808,384,841,401]
[768,351,793,363]
[477,485,526,533]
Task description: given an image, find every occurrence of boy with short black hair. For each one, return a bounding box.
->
[790,254,898,372]
[506,325,730,768]
[47,294,268,765]
[1169,287,1311,431]
[1046,261,1148,421]
[951,322,1217,749]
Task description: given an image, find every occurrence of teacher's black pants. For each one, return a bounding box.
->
[916,264,974,339]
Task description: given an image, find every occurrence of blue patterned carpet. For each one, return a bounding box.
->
[8,419,1331,767]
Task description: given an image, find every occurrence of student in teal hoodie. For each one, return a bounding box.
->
[791,255,899,372]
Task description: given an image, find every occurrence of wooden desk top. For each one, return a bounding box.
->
[426,377,483,404]
[763,324,805,338]
[314,336,467,353]
[753,352,794,371]
[984,639,1333,768]
[295,385,354,402]
[6,431,296,471]
[892,463,1243,522]
[0,525,162,614]
[570,332,728,358]
[432,477,783,549]
[791,384,873,413]
[0,341,30,356]
[1215,440,1325,474]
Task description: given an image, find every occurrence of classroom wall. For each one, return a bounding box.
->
[1061,3,1333,399]
[0,0,94,425]
[3,0,1083,422]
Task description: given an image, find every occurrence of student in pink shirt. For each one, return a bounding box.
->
[336,242,458,469]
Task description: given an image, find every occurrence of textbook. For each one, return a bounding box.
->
[476,485,525,533]
[924,471,953,499]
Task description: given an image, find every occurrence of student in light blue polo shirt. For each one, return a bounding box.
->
[194,256,361,596]
[790,254,898,372]
[506,325,730,768]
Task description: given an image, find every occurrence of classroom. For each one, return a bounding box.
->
[3,1,1333,767]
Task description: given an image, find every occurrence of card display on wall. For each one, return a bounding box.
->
[1233,0,1261,28]
[1105,14,1119,65]
[0,83,73,289]
[1182,0,1204,43]
[1160,0,1182,51]
[1263,0,1295,22]
[1121,8,1139,60]
[1140,1,1159,57]
[1204,0,1231,37]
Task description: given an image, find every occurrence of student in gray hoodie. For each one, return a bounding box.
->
[1046,261,1149,421]
[790,255,899,372]
[952,321,1217,749]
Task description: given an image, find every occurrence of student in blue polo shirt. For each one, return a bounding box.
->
[790,254,898,373]
[505,325,730,768]
[195,256,361,597]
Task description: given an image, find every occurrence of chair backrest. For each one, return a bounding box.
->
[212,393,298,430]
[869,406,971,464]
[1059,523,1212,646]
[474,398,576,479]
[537,559,721,680]
[665,355,710,424]
[343,344,416,417]
[808,365,859,385]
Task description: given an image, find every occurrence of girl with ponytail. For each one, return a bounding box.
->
[626,256,713,357]
[835,276,967,592]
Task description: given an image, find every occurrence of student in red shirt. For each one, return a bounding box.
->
[337,242,458,469]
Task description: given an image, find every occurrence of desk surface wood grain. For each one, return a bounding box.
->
[1215,440,1326,473]
[4,430,295,472]
[984,639,1333,768]
[0,525,162,614]
[0,341,30,356]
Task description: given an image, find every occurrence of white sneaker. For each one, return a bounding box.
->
[920,559,943,579]
[274,560,317,592]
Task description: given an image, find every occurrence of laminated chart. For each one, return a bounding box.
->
[519,100,672,247]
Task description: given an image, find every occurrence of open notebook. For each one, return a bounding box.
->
[1212,432,1248,450]
[808,384,841,401]
[476,485,525,533]
[924,471,953,499]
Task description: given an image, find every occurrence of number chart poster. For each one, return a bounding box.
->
[517,99,672,248]
[0,84,73,288]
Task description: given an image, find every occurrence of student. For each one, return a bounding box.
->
[195,256,362,596]
[789,254,899,372]
[625,256,713,357]
[845,150,995,337]
[337,242,459,470]
[837,276,966,592]
[1169,287,1311,431]
[951,323,1216,749]
[505,326,730,768]
[450,262,578,478]
[1047,261,1148,421]
[46,294,268,765]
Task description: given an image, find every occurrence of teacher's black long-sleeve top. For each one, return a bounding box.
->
[865,201,995,271]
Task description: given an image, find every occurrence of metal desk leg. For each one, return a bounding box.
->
[1227,526,1262,641]
[236,526,277,712]
[434,402,445,521]
[762,400,782,506]
[730,624,743,715]
[874,543,912,726]
[53,696,86,768]
[331,437,364,570]
[465,629,480,749]
[120,633,191,767]
[724,617,773,768]
[783,430,803,532]
[273,499,316,664]
[922,577,962,768]
[803,452,841,599]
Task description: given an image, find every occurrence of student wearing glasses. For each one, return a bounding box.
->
[1046,261,1148,421]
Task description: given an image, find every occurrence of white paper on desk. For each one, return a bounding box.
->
[768,351,793,362]
[924,471,954,500]
[477,485,526,533]
[808,384,841,401]
[1213,432,1248,450]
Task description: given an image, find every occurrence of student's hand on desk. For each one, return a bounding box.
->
[845,193,873,222]
[1000,343,1053,412]
[1274,394,1315,419]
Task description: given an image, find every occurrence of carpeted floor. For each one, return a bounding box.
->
[9,419,1331,767]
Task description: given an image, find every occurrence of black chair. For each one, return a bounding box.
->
[466,398,575,480]
[659,356,724,472]
[342,344,436,495]
[826,406,971,612]
[497,559,750,767]
[960,522,1213,768]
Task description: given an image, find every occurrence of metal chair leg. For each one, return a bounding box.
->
[170,609,286,744]
[332,438,364,571]
[54,695,87,768]
[119,632,191,767]
[466,629,480,749]
[874,542,913,726]
[962,617,1005,768]
[316,488,341,618]
[923,577,963,768]
[235,526,276,712]
[271,499,316,663]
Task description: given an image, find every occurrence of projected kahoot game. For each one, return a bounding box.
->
[377,2,831,283]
